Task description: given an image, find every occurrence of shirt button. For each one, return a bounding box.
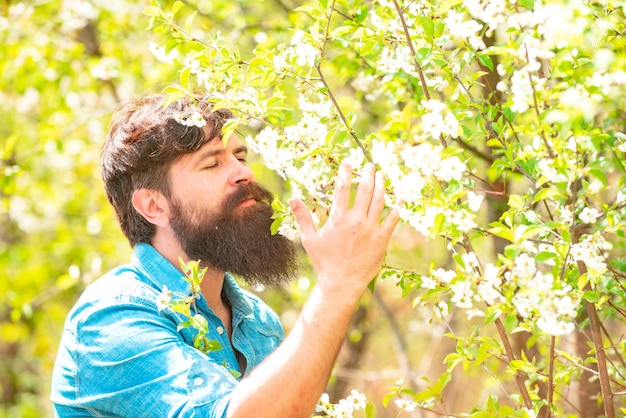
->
[194,377,203,386]
[217,326,224,335]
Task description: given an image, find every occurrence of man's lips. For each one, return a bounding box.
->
[237,197,257,208]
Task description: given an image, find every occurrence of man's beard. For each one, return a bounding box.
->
[169,182,298,287]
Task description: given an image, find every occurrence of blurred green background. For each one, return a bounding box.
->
[1,1,437,416]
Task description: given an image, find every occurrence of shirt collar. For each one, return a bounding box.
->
[131,242,254,316]
[222,273,254,318]
[131,242,191,295]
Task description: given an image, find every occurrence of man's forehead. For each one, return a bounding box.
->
[200,133,245,151]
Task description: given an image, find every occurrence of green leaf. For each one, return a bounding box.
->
[503,314,518,334]
[184,11,197,33]
[589,168,607,187]
[484,308,502,325]
[143,5,163,17]
[171,1,185,16]
[270,215,283,235]
[488,222,514,242]
[439,0,464,13]
[507,194,524,210]
[418,17,435,41]
[583,290,600,303]
[163,85,189,108]
[179,66,191,90]
[355,6,368,24]
[535,251,557,263]
[533,186,561,203]
[477,53,494,71]
[221,119,240,142]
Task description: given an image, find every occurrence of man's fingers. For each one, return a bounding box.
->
[352,163,376,214]
[381,205,401,236]
[288,198,317,239]
[330,161,352,217]
[367,170,386,219]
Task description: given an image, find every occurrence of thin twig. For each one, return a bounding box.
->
[390,0,448,148]
[576,256,616,417]
[545,336,556,418]
[315,0,373,162]
[494,317,534,409]
[522,43,554,159]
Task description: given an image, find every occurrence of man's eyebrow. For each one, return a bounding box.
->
[233,145,248,154]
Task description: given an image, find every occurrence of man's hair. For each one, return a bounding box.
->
[101,94,233,246]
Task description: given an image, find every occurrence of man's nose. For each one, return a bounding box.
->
[231,159,254,185]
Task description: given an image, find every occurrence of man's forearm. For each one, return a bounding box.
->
[226,285,359,418]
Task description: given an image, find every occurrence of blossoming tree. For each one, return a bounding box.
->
[144,0,626,416]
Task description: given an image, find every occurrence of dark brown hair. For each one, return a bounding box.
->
[101,94,232,246]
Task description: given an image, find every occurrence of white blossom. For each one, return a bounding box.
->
[477,263,504,305]
[291,30,319,67]
[444,10,486,50]
[435,156,465,182]
[433,268,456,284]
[395,398,417,412]
[174,112,207,128]
[156,286,172,311]
[421,100,459,139]
[579,207,600,224]
[451,280,474,309]
[148,41,179,64]
[467,191,484,212]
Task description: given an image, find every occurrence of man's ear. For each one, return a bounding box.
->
[131,188,171,228]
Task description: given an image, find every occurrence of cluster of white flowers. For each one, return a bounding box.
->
[225,86,264,119]
[276,214,299,241]
[513,273,579,336]
[536,158,568,184]
[274,30,320,71]
[444,10,486,50]
[477,263,505,306]
[174,112,207,128]
[377,45,416,76]
[420,100,459,139]
[463,0,506,36]
[420,267,456,290]
[506,253,581,336]
[568,234,610,278]
[374,135,477,237]
[504,69,547,114]
[421,253,506,319]
[315,390,367,418]
[247,92,339,228]
[403,140,465,183]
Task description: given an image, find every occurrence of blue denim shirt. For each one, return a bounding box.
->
[51,243,284,417]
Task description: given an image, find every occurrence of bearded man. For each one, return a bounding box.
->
[51,94,399,417]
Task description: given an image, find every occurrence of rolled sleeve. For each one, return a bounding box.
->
[52,281,237,418]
